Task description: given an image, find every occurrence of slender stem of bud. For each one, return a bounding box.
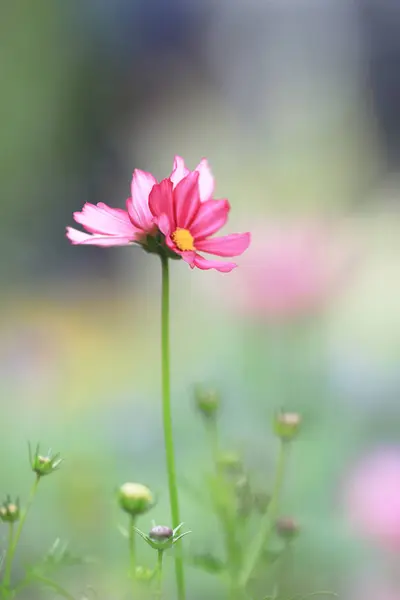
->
[2,522,15,596]
[206,418,220,469]
[129,515,136,578]
[155,549,164,598]
[239,440,289,589]
[160,255,185,600]
[3,475,40,592]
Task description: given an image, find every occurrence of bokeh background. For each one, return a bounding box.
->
[1,1,400,598]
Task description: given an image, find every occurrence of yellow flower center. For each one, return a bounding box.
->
[171,228,195,251]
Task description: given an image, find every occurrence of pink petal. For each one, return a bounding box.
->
[170,156,214,202]
[193,254,237,273]
[173,171,201,228]
[149,178,175,229]
[66,227,132,247]
[73,202,136,236]
[128,169,157,230]
[170,156,189,187]
[157,213,172,236]
[196,233,251,257]
[194,158,214,202]
[190,199,230,239]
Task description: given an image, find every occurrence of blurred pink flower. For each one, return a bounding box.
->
[67,155,250,272]
[343,447,400,551]
[234,220,350,320]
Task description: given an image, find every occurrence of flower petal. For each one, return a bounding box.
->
[193,254,237,272]
[190,199,230,239]
[196,232,251,257]
[128,169,157,230]
[194,158,214,202]
[157,213,171,236]
[149,178,175,229]
[73,202,136,236]
[173,171,200,228]
[170,156,189,187]
[66,227,133,246]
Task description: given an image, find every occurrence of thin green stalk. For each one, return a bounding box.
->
[239,440,289,589]
[129,515,136,578]
[155,550,164,599]
[206,418,219,468]
[2,522,15,597]
[206,420,241,598]
[3,476,40,591]
[160,255,185,600]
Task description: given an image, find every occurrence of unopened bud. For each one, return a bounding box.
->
[217,453,243,477]
[118,483,154,517]
[195,386,220,419]
[276,516,300,541]
[135,566,154,583]
[273,412,301,441]
[149,525,173,542]
[29,443,62,477]
[0,497,20,523]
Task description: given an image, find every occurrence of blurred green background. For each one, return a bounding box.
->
[1,1,400,598]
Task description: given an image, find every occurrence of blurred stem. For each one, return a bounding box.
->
[239,440,289,589]
[206,418,220,471]
[155,550,164,598]
[129,515,136,578]
[160,255,185,600]
[206,420,241,598]
[3,476,40,592]
[2,522,15,597]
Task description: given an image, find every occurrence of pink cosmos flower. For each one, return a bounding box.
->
[66,156,250,272]
[233,220,351,320]
[342,446,400,551]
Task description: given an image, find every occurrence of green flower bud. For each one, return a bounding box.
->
[194,385,220,419]
[217,452,243,477]
[273,412,302,441]
[276,516,300,541]
[118,483,154,517]
[0,497,20,523]
[135,565,154,583]
[29,443,63,477]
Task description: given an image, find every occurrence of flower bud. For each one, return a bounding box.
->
[118,483,154,517]
[135,566,154,583]
[0,497,20,523]
[149,525,173,542]
[194,386,220,419]
[29,443,62,477]
[217,452,243,477]
[273,412,301,441]
[276,516,300,541]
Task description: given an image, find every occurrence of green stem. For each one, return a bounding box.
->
[155,550,164,598]
[239,440,289,589]
[3,476,40,591]
[160,255,185,600]
[206,419,220,469]
[129,515,136,578]
[2,522,15,597]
